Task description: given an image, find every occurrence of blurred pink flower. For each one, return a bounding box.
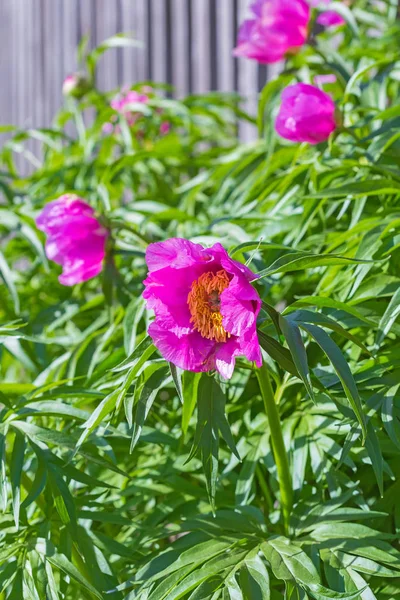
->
[159,122,171,135]
[310,0,345,27]
[233,0,310,64]
[314,73,337,85]
[104,88,171,136]
[36,195,108,286]
[275,83,337,144]
[143,238,262,379]
[110,89,149,127]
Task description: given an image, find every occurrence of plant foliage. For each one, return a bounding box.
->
[1,4,400,598]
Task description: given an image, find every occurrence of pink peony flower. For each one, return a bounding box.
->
[36,195,108,286]
[310,0,345,27]
[275,83,337,144]
[143,238,262,379]
[233,0,310,64]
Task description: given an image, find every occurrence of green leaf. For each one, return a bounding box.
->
[374,287,400,348]
[364,420,384,496]
[279,316,314,401]
[258,331,300,378]
[306,180,400,200]
[243,548,271,599]
[261,537,319,585]
[307,583,364,600]
[75,387,124,451]
[130,366,170,451]
[299,323,367,441]
[0,427,8,511]
[10,430,25,529]
[0,250,20,314]
[114,335,155,373]
[182,371,201,436]
[257,252,377,280]
[170,363,184,403]
[124,296,146,356]
[46,552,102,599]
[190,375,239,506]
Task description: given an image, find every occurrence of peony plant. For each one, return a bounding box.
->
[0,3,400,599]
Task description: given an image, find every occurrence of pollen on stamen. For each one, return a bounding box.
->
[187,270,231,342]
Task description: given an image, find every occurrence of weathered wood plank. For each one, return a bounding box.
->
[191,0,211,94]
[216,0,236,92]
[1,0,262,147]
[171,0,190,97]
[237,0,258,141]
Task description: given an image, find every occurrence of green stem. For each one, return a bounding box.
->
[256,363,293,532]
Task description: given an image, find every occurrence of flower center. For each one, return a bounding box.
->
[187,270,231,343]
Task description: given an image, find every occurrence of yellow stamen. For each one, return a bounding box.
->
[187,270,231,343]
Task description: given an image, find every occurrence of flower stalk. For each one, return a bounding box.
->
[256,362,293,532]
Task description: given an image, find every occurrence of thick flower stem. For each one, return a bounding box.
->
[256,363,293,533]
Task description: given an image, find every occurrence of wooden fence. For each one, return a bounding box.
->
[0,0,283,143]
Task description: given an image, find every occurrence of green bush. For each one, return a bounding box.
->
[1,4,400,598]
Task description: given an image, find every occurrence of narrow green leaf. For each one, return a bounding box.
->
[257,253,376,280]
[299,323,367,441]
[75,387,123,451]
[47,553,102,599]
[0,250,20,314]
[244,548,271,599]
[364,421,384,496]
[10,430,25,529]
[280,316,314,401]
[182,371,201,436]
[130,366,170,451]
[0,427,8,511]
[170,363,184,403]
[258,331,300,378]
[374,288,400,348]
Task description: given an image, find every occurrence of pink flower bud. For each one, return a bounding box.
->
[233,0,310,64]
[62,73,90,99]
[275,83,337,144]
[36,195,109,286]
[310,0,346,27]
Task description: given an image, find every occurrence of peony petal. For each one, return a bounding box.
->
[145,238,211,273]
[233,0,310,64]
[59,260,104,286]
[215,338,242,379]
[207,242,257,282]
[220,276,261,338]
[148,322,216,373]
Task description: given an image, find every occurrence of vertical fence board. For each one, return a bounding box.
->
[216,0,236,93]
[63,1,80,77]
[2,0,263,145]
[133,0,150,82]
[150,0,167,87]
[237,0,258,141]
[171,0,190,97]
[120,0,137,86]
[95,0,120,92]
[191,0,211,94]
